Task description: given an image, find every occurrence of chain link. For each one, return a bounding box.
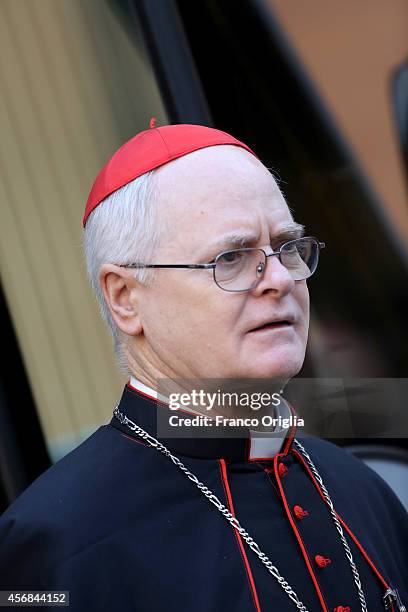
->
[293,439,368,611]
[113,405,370,611]
[114,405,308,610]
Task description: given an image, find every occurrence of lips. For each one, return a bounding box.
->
[248,317,295,332]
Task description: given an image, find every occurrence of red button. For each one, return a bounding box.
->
[315,554,332,568]
[293,505,309,520]
[278,462,288,477]
[334,607,350,612]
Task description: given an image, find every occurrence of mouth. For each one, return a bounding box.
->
[248,320,294,333]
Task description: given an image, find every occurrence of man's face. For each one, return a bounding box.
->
[133,145,310,383]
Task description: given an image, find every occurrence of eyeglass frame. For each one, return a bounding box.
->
[118,235,326,292]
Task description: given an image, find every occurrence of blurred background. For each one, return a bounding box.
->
[1,0,407,513]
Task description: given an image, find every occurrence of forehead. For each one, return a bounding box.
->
[155,144,289,212]
[153,145,293,253]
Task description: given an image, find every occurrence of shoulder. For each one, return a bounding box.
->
[1,424,151,517]
[295,436,408,591]
[1,426,114,522]
[298,435,396,490]
[0,424,153,586]
[297,435,408,524]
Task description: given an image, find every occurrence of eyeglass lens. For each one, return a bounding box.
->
[214,238,319,291]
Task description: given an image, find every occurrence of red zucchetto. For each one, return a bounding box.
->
[83,119,259,227]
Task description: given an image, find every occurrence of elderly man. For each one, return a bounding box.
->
[0,122,407,612]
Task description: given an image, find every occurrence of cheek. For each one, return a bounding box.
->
[176,291,243,353]
[295,284,310,333]
[146,277,232,338]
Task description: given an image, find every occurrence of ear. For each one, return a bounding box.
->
[99,264,143,336]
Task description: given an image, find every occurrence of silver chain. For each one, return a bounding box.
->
[293,439,367,611]
[113,405,369,611]
[114,405,307,610]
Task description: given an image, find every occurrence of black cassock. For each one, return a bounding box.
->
[0,382,407,611]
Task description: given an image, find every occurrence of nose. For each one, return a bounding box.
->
[252,253,296,296]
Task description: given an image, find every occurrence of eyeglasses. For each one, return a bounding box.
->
[120,236,325,292]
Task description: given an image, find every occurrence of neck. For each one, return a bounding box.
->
[124,343,289,423]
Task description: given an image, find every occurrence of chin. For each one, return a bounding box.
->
[240,351,305,380]
[249,365,301,380]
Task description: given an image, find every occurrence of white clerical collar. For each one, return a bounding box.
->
[128,376,291,460]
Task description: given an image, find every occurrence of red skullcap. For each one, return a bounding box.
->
[83,120,259,227]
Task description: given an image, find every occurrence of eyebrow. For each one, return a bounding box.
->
[209,221,306,253]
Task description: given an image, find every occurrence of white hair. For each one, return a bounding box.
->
[82,171,161,375]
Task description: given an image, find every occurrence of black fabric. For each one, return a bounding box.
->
[0,384,407,611]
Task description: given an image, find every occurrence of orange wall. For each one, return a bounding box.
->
[269,0,408,243]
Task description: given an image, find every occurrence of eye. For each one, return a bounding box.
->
[218,251,243,264]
